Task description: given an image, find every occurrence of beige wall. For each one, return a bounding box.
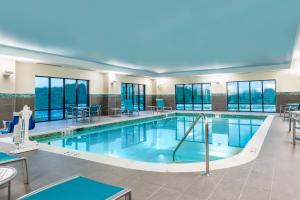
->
[1,58,300,96]
[156,69,300,95]
[107,74,155,95]
[0,59,155,96]
[15,62,105,94]
[0,58,16,93]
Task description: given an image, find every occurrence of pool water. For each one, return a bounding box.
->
[42,114,265,163]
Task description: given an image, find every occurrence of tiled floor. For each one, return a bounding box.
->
[1,115,300,200]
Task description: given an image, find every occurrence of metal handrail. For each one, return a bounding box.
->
[172,113,206,161]
[172,113,210,175]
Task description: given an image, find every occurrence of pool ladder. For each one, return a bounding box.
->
[172,113,211,176]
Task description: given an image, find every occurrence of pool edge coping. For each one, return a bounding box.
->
[0,111,274,172]
[35,113,274,173]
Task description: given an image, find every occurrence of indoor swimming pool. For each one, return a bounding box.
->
[36,113,266,163]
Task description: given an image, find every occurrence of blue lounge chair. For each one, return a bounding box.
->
[281,103,300,120]
[124,100,139,116]
[17,176,131,200]
[0,152,29,184]
[156,98,172,112]
[89,105,102,121]
[65,105,78,121]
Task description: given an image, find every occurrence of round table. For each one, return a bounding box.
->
[0,167,17,200]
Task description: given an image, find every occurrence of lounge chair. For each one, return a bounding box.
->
[290,116,300,145]
[89,105,102,121]
[65,105,78,121]
[280,103,300,120]
[0,152,29,184]
[17,176,131,200]
[124,100,139,116]
[156,98,172,112]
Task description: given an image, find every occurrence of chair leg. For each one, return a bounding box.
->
[289,118,292,132]
[293,118,296,146]
[8,181,11,200]
[22,159,29,184]
[125,192,132,200]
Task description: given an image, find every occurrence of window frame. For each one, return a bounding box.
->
[226,79,276,112]
[175,83,212,111]
[35,76,90,122]
[121,82,146,111]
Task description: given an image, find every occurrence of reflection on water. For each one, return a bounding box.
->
[46,115,264,163]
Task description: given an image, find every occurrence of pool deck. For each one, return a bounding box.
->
[1,114,299,199]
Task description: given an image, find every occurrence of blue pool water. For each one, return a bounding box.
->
[42,114,265,163]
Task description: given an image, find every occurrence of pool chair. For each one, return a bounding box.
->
[124,100,139,116]
[65,105,78,121]
[17,176,131,200]
[156,98,172,112]
[89,104,102,121]
[281,103,300,120]
[290,116,300,145]
[0,152,29,184]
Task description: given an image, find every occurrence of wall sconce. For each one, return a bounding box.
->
[109,72,117,86]
[157,78,166,88]
[213,74,223,84]
[3,69,14,77]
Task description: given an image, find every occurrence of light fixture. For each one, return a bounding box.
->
[109,72,117,85]
[157,78,166,88]
[3,69,14,77]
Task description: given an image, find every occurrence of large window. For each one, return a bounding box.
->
[121,83,145,111]
[175,83,211,110]
[227,80,276,112]
[35,76,89,122]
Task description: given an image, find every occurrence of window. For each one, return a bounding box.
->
[35,76,89,122]
[35,77,49,122]
[227,82,238,111]
[238,82,250,112]
[227,80,276,112]
[50,78,64,120]
[175,83,212,110]
[65,79,77,107]
[77,80,88,107]
[121,83,145,111]
[175,85,184,110]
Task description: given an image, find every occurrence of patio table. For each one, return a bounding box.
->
[0,167,17,200]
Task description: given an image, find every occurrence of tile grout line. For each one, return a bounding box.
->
[175,174,203,200]
[237,163,254,200]
[268,162,276,200]
[206,171,228,200]
[144,182,168,200]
